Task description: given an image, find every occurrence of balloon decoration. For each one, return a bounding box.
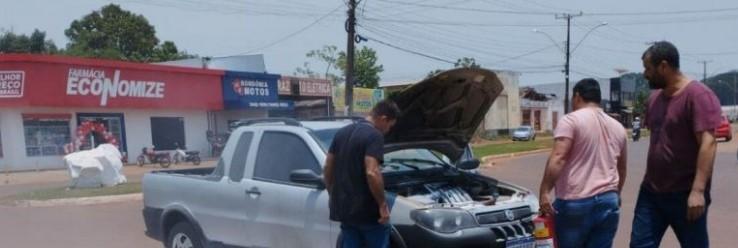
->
[64,120,119,154]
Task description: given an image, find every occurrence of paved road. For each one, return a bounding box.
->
[480,139,738,248]
[0,142,736,247]
[0,201,160,248]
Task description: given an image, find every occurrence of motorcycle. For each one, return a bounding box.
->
[137,147,172,168]
[173,143,201,165]
[632,128,641,142]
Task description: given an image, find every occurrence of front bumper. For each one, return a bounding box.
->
[395,220,535,248]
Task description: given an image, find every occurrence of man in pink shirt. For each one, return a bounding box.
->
[539,78,628,248]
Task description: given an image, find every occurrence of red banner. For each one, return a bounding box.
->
[0,55,224,110]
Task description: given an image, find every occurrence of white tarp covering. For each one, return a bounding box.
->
[64,144,127,188]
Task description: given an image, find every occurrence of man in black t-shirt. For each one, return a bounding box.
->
[324,99,400,248]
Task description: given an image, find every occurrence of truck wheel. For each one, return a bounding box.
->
[167,222,204,248]
[192,156,201,166]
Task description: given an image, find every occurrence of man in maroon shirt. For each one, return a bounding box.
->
[630,41,721,248]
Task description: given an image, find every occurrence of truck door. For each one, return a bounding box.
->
[242,131,332,248]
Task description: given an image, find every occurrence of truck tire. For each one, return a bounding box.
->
[167,222,205,248]
[192,156,201,166]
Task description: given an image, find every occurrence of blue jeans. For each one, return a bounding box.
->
[554,191,620,248]
[630,187,710,248]
[339,223,390,248]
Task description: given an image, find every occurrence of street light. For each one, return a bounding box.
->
[532,22,608,114]
[532,29,564,53]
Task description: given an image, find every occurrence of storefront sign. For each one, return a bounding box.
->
[299,79,331,97]
[0,71,24,98]
[66,68,165,106]
[278,77,292,95]
[0,55,224,110]
[223,71,291,109]
[278,76,332,97]
[333,86,384,114]
[232,78,270,98]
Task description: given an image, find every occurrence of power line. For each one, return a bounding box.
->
[589,6,738,16]
[362,35,456,64]
[375,0,555,15]
[491,44,558,65]
[121,0,343,17]
[360,22,560,66]
[609,13,738,26]
[361,17,562,27]
[237,5,343,55]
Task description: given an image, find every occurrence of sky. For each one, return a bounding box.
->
[2,0,737,86]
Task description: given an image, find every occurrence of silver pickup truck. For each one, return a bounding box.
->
[142,68,540,248]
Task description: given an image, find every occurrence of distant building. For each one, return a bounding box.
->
[521,78,611,132]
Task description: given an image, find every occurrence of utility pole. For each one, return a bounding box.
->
[556,12,583,114]
[698,60,712,83]
[345,0,357,116]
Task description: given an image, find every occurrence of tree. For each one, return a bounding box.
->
[64,4,192,62]
[337,46,384,88]
[705,71,738,107]
[151,41,195,62]
[633,90,649,116]
[454,57,481,68]
[0,29,58,54]
[427,57,481,78]
[297,45,384,88]
[619,72,651,117]
[295,45,342,83]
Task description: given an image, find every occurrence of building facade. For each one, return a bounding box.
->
[0,54,224,171]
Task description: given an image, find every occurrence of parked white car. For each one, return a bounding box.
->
[142,68,539,248]
[512,126,536,141]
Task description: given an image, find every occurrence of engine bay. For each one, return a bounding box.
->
[385,172,514,207]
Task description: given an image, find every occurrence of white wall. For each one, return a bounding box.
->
[0,107,210,172]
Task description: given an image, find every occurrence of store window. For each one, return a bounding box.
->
[23,114,71,157]
[151,117,185,150]
[77,113,127,153]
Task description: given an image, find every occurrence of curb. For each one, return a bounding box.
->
[14,193,142,208]
[480,148,552,167]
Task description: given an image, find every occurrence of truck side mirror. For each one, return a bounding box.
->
[457,159,481,170]
[290,169,326,190]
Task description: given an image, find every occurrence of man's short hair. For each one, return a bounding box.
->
[642,41,680,69]
[573,78,602,103]
[370,99,401,120]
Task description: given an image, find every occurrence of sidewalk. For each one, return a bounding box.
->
[471,136,554,148]
[2,160,215,186]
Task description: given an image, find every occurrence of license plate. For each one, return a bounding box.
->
[505,236,535,248]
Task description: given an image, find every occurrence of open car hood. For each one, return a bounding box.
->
[385,68,504,161]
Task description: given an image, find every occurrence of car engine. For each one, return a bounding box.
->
[387,174,503,207]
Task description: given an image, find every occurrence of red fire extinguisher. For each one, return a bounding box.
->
[533,215,557,248]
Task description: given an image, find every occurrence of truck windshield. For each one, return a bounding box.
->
[313,128,340,151]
